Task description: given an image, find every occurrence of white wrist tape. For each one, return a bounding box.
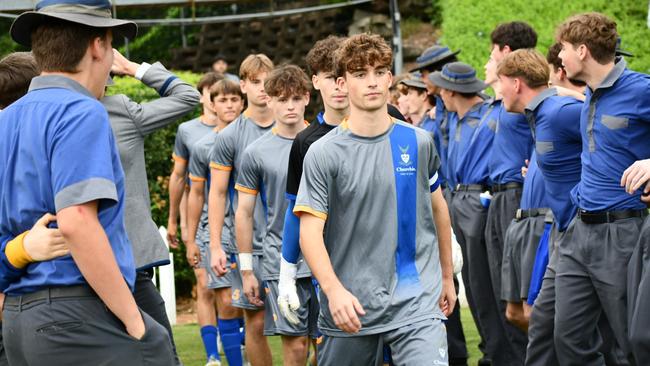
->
[238,253,253,271]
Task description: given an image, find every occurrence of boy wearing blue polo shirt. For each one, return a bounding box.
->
[431,62,515,366]
[497,49,582,366]
[483,24,536,361]
[0,1,173,365]
[295,33,455,365]
[554,13,650,365]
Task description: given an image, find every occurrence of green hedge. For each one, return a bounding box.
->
[107,71,202,296]
[436,0,650,79]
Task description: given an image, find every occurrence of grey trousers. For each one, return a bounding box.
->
[629,216,650,364]
[555,217,644,366]
[451,190,513,365]
[485,188,528,363]
[525,224,563,366]
[2,287,174,366]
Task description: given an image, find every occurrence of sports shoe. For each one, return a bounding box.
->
[205,356,221,366]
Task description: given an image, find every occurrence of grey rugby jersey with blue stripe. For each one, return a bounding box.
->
[295,119,444,336]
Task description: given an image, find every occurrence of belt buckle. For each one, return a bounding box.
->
[515,209,522,220]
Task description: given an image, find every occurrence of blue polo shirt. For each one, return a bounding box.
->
[0,75,135,295]
[455,101,496,184]
[571,58,650,211]
[488,99,533,184]
[520,151,548,210]
[525,88,582,231]
[448,101,489,186]
[419,96,452,189]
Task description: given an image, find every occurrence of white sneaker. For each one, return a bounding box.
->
[205,356,221,366]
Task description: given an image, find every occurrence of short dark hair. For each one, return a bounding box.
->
[264,64,311,98]
[305,35,345,75]
[0,52,40,109]
[334,33,392,78]
[31,18,108,73]
[547,43,587,87]
[490,21,537,51]
[197,72,224,93]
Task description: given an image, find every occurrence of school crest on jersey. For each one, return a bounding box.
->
[399,145,411,166]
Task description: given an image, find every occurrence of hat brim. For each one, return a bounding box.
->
[11,11,137,47]
[409,49,461,73]
[616,49,634,57]
[429,71,486,94]
[400,79,427,89]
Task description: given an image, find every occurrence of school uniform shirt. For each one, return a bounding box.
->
[519,152,548,210]
[172,117,214,163]
[0,76,135,294]
[419,96,452,189]
[236,128,311,280]
[488,99,533,185]
[455,101,496,185]
[294,119,444,336]
[448,101,491,185]
[571,58,650,211]
[210,112,274,255]
[524,88,582,231]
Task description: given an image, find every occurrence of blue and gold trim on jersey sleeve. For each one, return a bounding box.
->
[234,184,258,195]
[293,205,327,220]
[209,162,233,171]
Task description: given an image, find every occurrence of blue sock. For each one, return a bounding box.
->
[200,325,220,361]
[218,318,243,366]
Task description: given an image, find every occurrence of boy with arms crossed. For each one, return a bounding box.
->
[295,33,455,365]
[236,65,315,366]
[187,79,245,366]
[209,54,275,365]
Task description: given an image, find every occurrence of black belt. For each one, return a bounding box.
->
[455,184,489,192]
[515,208,549,221]
[492,182,523,193]
[4,285,97,307]
[578,209,648,225]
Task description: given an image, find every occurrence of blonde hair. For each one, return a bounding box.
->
[239,53,274,80]
[497,49,549,89]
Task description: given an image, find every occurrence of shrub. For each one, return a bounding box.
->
[436,0,650,79]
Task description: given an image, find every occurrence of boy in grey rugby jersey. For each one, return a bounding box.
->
[294,33,455,366]
[208,54,275,365]
[187,79,245,366]
[235,65,317,366]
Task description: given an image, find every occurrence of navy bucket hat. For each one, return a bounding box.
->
[410,45,460,73]
[429,62,486,94]
[11,0,137,47]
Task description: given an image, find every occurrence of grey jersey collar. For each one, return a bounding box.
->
[29,75,95,99]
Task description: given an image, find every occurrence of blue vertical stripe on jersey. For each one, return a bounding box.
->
[228,176,236,214]
[389,124,422,298]
[259,180,269,224]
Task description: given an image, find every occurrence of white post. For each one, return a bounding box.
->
[158,226,177,325]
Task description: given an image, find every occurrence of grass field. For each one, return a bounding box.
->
[173,307,482,366]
